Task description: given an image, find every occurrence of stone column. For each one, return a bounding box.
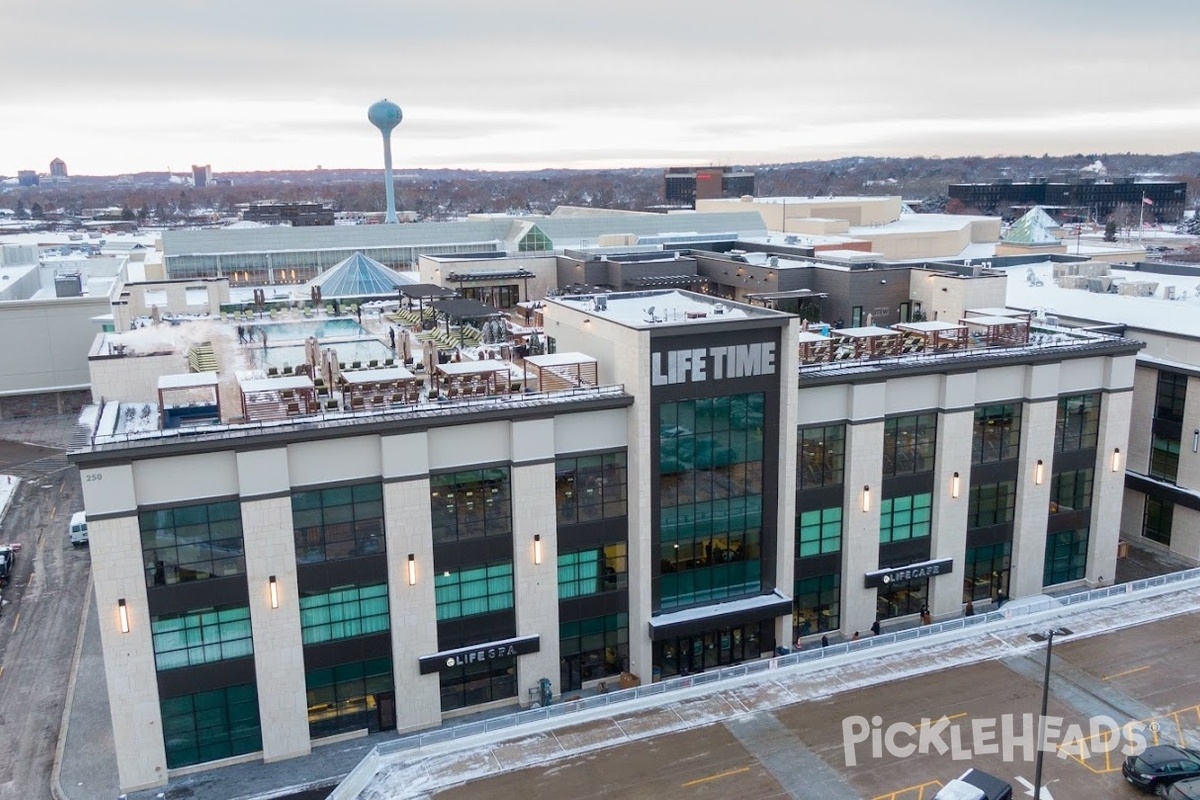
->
[842,414,884,636]
[381,431,441,733]
[511,419,560,702]
[1010,394,1057,599]
[774,317,800,648]
[930,406,974,619]
[237,447,309,762]
[1088,385,1133,584]
[82,462,167,792]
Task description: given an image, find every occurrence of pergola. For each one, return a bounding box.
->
[339,365,420,410]
[435,360,510,399]
[396,284,459,326]
[238,374,317,421]
[830,325,904,360]
[522,352,599,391]
[797,331,834,364]
[157,372,222,427]
[893,320,969,353]
[960,315,1031,348]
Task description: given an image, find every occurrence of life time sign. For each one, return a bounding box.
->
[652,342,777,386]
[864,558,953,589]
[418,635,540,675]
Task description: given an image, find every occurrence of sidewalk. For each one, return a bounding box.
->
[55,538,1197,800]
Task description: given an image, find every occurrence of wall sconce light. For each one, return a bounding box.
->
[1193,429,1199,454]
[534,534,543,565]
[862,485,871,513]
[1111,448,1122,473]
[268,576,279,609]
[407,554,417,586]
[951,472,961,499]
[118,598,130,634]
[1035,460,1045,485]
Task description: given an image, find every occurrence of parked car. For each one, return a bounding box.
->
[1165,778,1200,799]
[933,768,1013,800]
[0,544,15,587]
[1123,745,1200,793]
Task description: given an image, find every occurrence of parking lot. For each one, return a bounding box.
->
[428,610,1200,800]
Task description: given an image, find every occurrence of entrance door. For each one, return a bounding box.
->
[899,302,912,323]
[375,691,396,731]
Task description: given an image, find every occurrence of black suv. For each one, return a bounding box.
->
[1123,746,1200,793]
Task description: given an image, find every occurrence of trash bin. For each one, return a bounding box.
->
[1118,540,1130,559]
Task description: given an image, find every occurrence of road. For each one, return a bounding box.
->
[428,611,1200,800]
[0,423,89,800]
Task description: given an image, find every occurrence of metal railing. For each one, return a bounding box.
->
[328,567,1200,798]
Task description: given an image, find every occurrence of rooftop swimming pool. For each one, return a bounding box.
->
[252,339,396,370]
[248,319,368,342]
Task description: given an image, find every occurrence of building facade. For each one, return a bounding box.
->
[664,167,755,208]
[73,287,1138,792]
[948,179,1187,221]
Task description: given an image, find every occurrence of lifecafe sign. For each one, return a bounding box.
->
[652,342,777,386]
[864,558,954,589]
[418,635,540,675]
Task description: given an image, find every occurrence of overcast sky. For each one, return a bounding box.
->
[2,0,1198,176]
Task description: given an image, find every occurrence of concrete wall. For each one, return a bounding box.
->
[908,270,1008,324]
[0,295,111,395]
[88,336,189,404]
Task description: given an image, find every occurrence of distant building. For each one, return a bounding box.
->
[948,178,1187,222]
[241,202,334,227]
[17,170,39,187]
[192,164,212,188]
[50,158,68,178]
[664,167,755,208]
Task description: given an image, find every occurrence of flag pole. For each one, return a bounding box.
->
[1139,192,1145,243]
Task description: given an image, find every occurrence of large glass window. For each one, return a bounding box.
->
[967,481,1016,528]
[292,482,384,564]
[434,562,514,621]
[559,613,628,689]
[1044,527,1089,586]
[1149,436,1181,483]
[658,394,765,610]
[963,542,1011,603]
[300,583,389,645]
[973,405,1021,464]
[439,655,516,712]
[161,683,261,769]
[1049,468,1094,514]
[430,468,512,544]
[306,658,393,738]
[140,500,245,588]
[793,574,840,635]
[558,543,627,599]
[882,414,937,476]
[879,493,932,543]
[1155,371,1187,423]
[151,605,253,671]
[796,506,842,557]
[877,576,928,620]
[1143,496,1174,545]
[1055,394,1100,452]
[798,424,845,489]
[556,452,627,526]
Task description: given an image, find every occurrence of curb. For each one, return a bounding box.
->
[51,570,94,800]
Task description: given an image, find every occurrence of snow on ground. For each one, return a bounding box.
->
[0,474,19,525]
[349,579,1200,799]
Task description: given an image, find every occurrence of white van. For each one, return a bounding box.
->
[69,512,88,546]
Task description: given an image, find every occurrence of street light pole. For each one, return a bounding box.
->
[1030,627,1072,800]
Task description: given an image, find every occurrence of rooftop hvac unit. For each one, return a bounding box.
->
[54,272,83,297]
[1165,285,1176,300]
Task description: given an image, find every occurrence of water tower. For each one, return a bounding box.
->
[367,99,403,224]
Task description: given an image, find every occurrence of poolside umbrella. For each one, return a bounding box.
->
[305,336,320,371]
[424,342,436,378]
[401,331,411,364]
